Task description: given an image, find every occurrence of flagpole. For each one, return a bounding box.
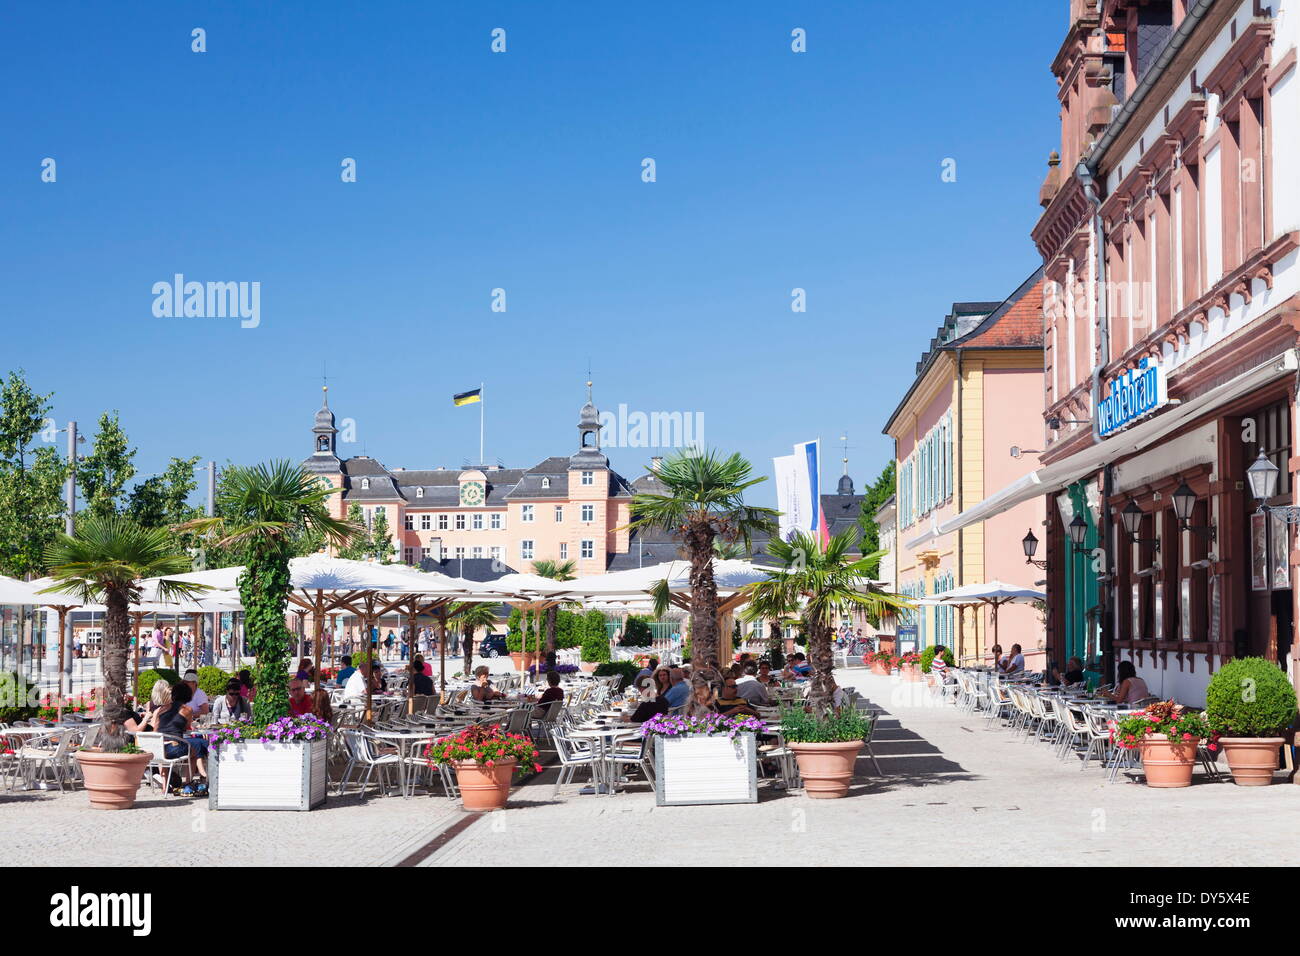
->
[479,382,484,465]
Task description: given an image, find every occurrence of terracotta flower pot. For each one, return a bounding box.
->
[1219,737,1283,786]
[1138,734,1198,788]
[452,758,516,811]
[900,663,922,682]
[869,662,890,676]
[579,662,598,673]
[74,749,154,810]
[790,741,863,798]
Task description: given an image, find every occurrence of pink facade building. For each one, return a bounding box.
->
[302,388,634,577]
[885,274,1048,665]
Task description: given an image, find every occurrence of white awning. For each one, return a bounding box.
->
[905,349,1299,548]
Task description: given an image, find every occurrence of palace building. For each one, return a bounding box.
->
[301,387,636,576]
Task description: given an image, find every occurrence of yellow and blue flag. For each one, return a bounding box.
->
[452,388,482,406]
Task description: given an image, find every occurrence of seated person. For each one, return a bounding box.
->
[1100,660,1150,705]
[734,663,771,705]
[536,670,565,706]
[237,669,256,700]
[335,655,357,686]
[139,680,172,731]
[664,668,691,709]
[625,675,670,723]
[470,665,509,702]
[312,689,333,724]
[410,655,434,696]
[713,677,759,717]
[1062,656,1087,686]
[756,660,778,686]
[930,646,952,681]
[294,657,315,682]
[343,662,370,701]
[683,678,718,719]
[211,679,252,722]
[157,682,209,796]
[288,679,314,717]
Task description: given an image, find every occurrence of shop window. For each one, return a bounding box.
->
[1246,402,1291,500]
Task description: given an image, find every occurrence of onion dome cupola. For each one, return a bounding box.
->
[304,386,343,474]
[570,380,609,468]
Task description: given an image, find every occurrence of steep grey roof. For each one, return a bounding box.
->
[821,492,865,541]
[416,557,517,582]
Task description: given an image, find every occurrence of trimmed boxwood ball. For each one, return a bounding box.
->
[197,666,233,698]
[1206,657,1297,737]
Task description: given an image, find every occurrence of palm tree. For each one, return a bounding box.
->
[447,601,500,662]
[180,460,357,722]
[42,515,209,717]
[742,528,912,714]
[532,558,576,667]
[630,448,778,668]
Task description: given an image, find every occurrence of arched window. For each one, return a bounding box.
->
[317,436,329,451]
[541,477,551,489]
[415,487,424,498]
[360,478,370,490]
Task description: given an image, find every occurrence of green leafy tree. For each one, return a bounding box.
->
[77,412,136,521]
[370,510,394,563]
[128,455,202,529]
[743,529,911,714]
[181,461,357,722]
[449,602,500,657]
[0,371,69,578]
[42,515,207,715]
[630,448,778,668]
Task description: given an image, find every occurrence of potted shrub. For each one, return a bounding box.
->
[1110,701,1213,788]
[864,650,895,676]
[640,712,765,806]
[205,715,331,810]
[425,724,541,811]
[782,706,874,798]
[75,726,152,810]
[1205,657,1297,786]
[898,651,923,682]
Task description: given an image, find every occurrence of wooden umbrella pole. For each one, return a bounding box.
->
[311,592,325,691]
[438,606,447,697]
[130,612,143,696]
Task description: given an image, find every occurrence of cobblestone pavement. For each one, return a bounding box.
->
[4,669,1296,866]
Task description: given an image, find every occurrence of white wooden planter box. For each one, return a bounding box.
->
[653,733,757,806]
[209,738,328,811]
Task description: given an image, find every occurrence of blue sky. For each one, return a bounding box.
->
[2,0,1062,507]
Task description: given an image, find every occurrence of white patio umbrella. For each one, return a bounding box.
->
[926,580,1046,653]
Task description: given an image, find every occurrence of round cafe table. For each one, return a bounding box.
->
[569,724,641,796]
[367,729,438,798]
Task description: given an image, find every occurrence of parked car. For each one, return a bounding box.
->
[478,634,509,658]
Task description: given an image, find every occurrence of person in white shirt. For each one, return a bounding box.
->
[1004,643,1025,675]
[182,669,210,716]
[343,661,370,701]
[734,663,771,706]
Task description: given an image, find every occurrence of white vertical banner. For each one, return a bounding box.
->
[774,454,800,543]
[792,439,821,536]
[775,440,822,543]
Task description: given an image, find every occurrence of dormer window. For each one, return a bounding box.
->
[541,477,551,489]
[360,478,370,490]
[415,487,424,498]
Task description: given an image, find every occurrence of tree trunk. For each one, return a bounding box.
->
[103,589,131,712]
[806,617,835,716]
[686,522,719,666]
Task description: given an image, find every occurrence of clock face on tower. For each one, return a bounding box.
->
[459,481,485,507]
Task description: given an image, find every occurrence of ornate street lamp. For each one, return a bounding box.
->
[1068,513,1090,553]
[1246,451,1300,524]
[1170,480,1216,540]
[1119,499,1160,551]
[1022,528,1047,570]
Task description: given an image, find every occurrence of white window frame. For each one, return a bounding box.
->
[581,504,595,523]
[521,540,534,560]
[454,513,466,530]
[472,513,483,530]
[580,470,594,486]
[490,512,502,530]
[521,504,535,523]
[419,514,431,531]
[580,539,594,559]
[559,542,568,559]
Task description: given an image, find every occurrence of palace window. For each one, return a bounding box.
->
[559,543,568,559]
[521,540,534,560]
[899,413,953,528]
[454,547,465,559]
[541,477,551,489]
[415,487,424,498]
[555,505,564,522]
[581,504,594,523]
[360,478,370,490]
[437,514,448,530]
[522,505,535,523]
[472,547,483,559]
[454,514,466,530]
[490,512,503,530]
[419,514,431,531]
[472,513,483,530]
[404,515,413,531]
[580,470,594,486]
[403,548,414,564]
[580,539,594,559]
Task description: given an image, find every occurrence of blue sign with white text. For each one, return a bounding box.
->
[1096,359,1167,437]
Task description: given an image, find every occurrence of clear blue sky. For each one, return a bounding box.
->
[2,0,1062,507]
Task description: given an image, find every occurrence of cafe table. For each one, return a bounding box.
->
[367,728,439,798]
[568,723,642,796]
